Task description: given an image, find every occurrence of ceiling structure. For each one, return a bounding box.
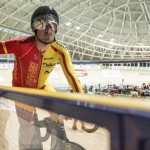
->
[0,0,150,63]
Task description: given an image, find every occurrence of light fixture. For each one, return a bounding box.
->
[76,26,80,30]
[138,41,142,44]
[110,38,115,43]
[66,22,71,26]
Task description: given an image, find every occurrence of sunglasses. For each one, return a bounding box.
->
[32,14,58,31]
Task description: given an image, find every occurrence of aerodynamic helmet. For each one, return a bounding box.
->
[31,6,59,32]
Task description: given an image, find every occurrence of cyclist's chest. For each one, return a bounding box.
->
[38,50,59,75]
[41,49,58,66]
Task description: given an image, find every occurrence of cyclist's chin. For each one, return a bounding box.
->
[44,37,54,43]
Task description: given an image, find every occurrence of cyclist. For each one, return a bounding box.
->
[0,5,84,150]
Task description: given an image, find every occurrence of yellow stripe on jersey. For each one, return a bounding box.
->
[2,41,8,54]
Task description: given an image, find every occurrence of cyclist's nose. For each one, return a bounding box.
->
[45,24,53,32]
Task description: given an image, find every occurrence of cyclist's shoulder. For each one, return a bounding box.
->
[53,41,68,51]
[14,36,35,44]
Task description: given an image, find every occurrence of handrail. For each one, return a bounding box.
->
[0,85,150,112]
[1,85,150,150]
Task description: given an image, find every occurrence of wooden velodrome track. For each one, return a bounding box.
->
[0,98,110,150]
[0,86,150,150]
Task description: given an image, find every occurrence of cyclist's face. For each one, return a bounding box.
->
[36,24,55,43]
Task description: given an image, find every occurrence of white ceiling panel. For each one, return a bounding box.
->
[0,0,150,62]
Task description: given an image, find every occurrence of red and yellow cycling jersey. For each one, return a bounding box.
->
[0,36,84,94]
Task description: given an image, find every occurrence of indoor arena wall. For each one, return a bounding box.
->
[0,68,150,87]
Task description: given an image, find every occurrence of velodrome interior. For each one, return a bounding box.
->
[0,0,150,150]
[0,63,150,88]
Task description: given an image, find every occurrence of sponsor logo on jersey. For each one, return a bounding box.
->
[15,37,33,44]
[44,57,54,60]
[45,70,52,74]
[34,54,39,60]
[43,63,56,67]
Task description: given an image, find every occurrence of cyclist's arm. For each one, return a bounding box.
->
[0,38,20,55]
[0,36,34,56]
[59,48,84,94]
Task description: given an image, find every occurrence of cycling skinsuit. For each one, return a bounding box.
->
[0,35,84,149]
[0,36,84,109]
